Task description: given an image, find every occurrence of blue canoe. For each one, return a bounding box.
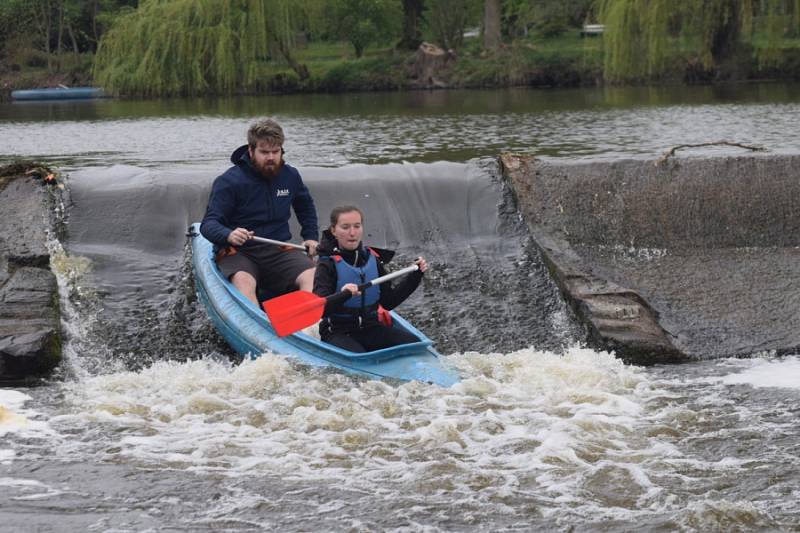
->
[11,87,104,101]
[189,223,459,387]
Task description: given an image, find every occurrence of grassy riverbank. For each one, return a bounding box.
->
[3,31,800,100]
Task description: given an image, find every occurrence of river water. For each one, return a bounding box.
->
[1,85,800,531]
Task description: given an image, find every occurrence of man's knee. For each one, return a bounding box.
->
[296,267,315,291]
[230,271,257,291]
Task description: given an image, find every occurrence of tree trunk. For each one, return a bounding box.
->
[56,0,64,72]
[398,0,424,50]
[67,23,79,54]
[32,0,54,73]
[91,0,99,51]
[272,36,309,80]
[483,0,501,51]
[412,42,456,88]
[709,0,741,65]
[794,0,800,36]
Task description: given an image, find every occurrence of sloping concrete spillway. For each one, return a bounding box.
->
[501,154,800,364]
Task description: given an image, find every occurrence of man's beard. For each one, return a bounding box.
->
[257,159,283,178]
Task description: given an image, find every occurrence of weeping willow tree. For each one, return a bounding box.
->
[598,0,800,82]
[93,0,306,96]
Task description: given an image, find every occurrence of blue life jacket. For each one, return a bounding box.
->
[324,248,381,329]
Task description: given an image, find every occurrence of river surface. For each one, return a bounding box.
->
[1,85,800,531]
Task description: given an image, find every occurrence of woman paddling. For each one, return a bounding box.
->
[313,205,427,352]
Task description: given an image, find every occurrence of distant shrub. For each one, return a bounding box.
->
[319,56,404,91]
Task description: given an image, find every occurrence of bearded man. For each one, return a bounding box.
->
[200,118,319,304]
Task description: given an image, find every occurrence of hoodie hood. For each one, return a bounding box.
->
[231,144,250,165]
[230,144,261,179]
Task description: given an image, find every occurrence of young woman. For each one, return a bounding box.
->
[313,205,428,352]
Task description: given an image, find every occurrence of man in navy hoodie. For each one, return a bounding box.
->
[200,119,319,305]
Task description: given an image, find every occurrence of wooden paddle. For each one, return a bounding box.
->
[262,264,420,337]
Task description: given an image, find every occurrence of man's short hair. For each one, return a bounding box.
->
[248,118,285,148]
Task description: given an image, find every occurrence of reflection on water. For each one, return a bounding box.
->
[4,84,800,120]
[1,84,799,167]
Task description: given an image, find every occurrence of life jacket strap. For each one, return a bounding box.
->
[377,305,392,327]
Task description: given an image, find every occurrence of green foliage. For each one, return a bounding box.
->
[318,55,405,90]
[452,33,602,86]
[7,0,800,96]
[0,1,38,61]
[324,0,402,57]
[0,1,35,36]
[504,0,594,39]
[598,0,800,82]
[93,0,303,96]
[425,0,479,50]
[598,0,671,81]
[94,1,140,44]
[1,0,136,71]
[291,0,330,41]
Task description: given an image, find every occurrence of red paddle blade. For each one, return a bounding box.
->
[262,291,326,337]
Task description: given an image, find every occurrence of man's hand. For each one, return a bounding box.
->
[415,257,428,273]
[227,227,254,246]
[303,239,319,257]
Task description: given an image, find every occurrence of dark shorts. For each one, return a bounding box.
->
[217,243,314,296]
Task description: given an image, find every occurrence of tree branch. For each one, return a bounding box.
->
[656,141,767,166]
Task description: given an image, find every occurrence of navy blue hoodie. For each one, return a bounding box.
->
[200,145,318,247]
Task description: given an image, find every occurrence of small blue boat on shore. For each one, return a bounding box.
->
[189,223,459,387]
[11,86,104,101]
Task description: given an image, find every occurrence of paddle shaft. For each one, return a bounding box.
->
[326,264,420,307]
[359,263,419,290]
[250,235,307,251]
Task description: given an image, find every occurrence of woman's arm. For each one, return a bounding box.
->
[312,259,336,297]
[378,266,423,310]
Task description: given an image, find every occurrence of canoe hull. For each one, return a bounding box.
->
[11,87,105,101]
[190,224,459,386]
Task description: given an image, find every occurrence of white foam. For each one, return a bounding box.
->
[0,390,32,436]
[720,356,800,389]
[0,477,65,500]
[0,389,56,445]
[0,477,47,488]
[56,345,680,521]
[0,389,31,410]
[0,449,15,464]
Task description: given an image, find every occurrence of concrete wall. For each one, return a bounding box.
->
[501,154,800,363]
[0,167,63,383]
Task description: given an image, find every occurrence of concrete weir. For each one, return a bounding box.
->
[0,164,64,383]
[500,153,800,364]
